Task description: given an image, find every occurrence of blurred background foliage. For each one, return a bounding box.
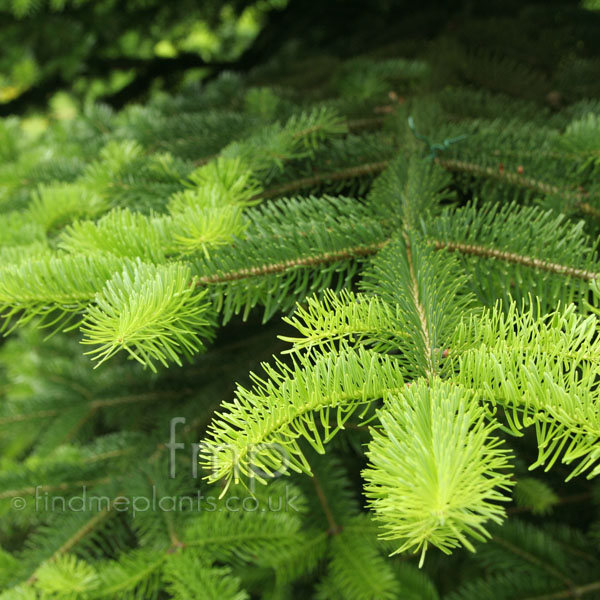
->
[2,0,598,125]
[1,0,600,223]
[0,0,287,114]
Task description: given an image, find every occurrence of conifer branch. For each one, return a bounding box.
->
[0,478,111,499]
[0,391,187,426]
[524,581,600,600]
[202,347,406,486]
[436,157,600,215]
[197,241,388,284]
[253,161,390,200]
[26,509,114,584]
[491,535,575,588]
[404,234,435,377]
[432,240,598,281]
[271,156,600,221]
[53,510,114,558]
[59,391,185,445]
[0,409,61,425]
[507,491,593,515]
[312,474,342,536]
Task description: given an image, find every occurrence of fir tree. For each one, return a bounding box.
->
[1,2,600,599]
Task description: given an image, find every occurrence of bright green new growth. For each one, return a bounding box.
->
[80,261,214,371]
[202,233,600,559]
[203,346,405,486]
[364,380,512,564]
[452,301,600,479]
[0,102,351,370]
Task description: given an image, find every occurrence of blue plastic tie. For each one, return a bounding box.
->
[408,116,468,160]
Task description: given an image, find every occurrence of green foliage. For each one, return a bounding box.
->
[80,261,214,371]
[452,302,600,479]
[364,380,512,564]
[2,3,600,599]
[512,477,559,515]
[0,0,277,109]
[163,552,249,600]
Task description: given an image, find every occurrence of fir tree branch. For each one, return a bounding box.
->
[404,234,435,377]
[312,473,342,536]
[0,409,61,425]
[435,158,600,217]
[432,240,598,281]
[53,510,113,557]
[197,241,388,284]
[27,509,114,584]
[84,448,135,463]
[0,391,189,427]
[507,492,593,515]
[260,156,600,220]
[578,203,600,220]
[0,478,111,499]
[491,535,575,588]
[202,347,407,485]
[253,161,390,200]
[24,412,204,584]
[143,471,183,550]
[524,581,600,600]
[59,390,193,445]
